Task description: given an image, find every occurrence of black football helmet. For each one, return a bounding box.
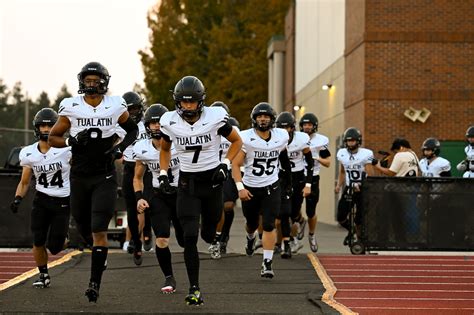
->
[210,101,230,114]
[250,102,276,131]
[144,104,168,139]
[276,111,296,129]
[123,91,144,123]
[229,116,240,129]
[77,62,110,95]
[299,113,318,133]
[172,76,206,119]
[33,108,58,141]
[421,137,441,158]
[343,127,362,150]
[466,125,474,147]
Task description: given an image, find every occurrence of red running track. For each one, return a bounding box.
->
[317,254,474,315]
[0,251,70,288]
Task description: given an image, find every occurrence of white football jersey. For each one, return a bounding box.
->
[59,95,127,138]
[419,157,451,177]
[336,147,374,184]
[240,128,289,187]
[133,139,180,188]
[308,133,330,175]
[120,121,148,162]
[286,130,310,172]
[465,145,474,171]
[58,95,127,174]
[19,143,72,197]
[219,126,240,161]
[160,107,228,172]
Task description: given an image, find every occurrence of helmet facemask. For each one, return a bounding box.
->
[145,120,163,139]
[253,114,274,131]
[78,74,109,95]
[176,100,204,120]
[128,104,143,124]
[35,124,54,141]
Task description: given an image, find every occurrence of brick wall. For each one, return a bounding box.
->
[346,0,474,153]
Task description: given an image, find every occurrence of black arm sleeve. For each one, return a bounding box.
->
[303,151,314,183]
[319,148,331,159]
[217,122,233,137]
[439,170,452,177]
[279,149,292,182]
[117,117,138,151]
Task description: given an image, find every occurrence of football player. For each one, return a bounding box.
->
[133,104,183,294]
[419,138,451,177]
[275,111,313,257]
[335,127,375,245]
[158,76,242,306]
[298,113,331,252]
[11,108,71,289]
[457,126,474,178]
[48,62,139,303]
[232,102,292,278]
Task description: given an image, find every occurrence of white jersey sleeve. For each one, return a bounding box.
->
[240,128,289,188]
[219,126,240,161]
[19,143,71,197]
[160,107,228,172]
[133,139,180,187]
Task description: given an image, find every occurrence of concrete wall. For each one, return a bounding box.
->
[294,0,345,224]
[295,0,345,92]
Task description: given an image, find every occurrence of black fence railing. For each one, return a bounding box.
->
[361,177,474,251]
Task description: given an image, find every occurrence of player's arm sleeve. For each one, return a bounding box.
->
[217,122,233,137]
[304,151,314,183]
[319,147,331,158]
[118,117,138,151]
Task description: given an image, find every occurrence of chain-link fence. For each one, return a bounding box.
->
[362,177,474,251]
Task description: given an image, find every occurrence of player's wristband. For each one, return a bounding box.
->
[159,169,168,176]
[305,183,312,188]
[135,191,144,202]
[65,138,70,147]
[235,182,245,191]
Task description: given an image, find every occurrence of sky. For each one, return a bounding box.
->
[0,0,158,101]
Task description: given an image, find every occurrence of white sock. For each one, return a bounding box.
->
[263,249,273,261]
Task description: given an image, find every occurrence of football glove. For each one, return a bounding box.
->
[67,129,89,147]
[158,175,176,194]
[10,196,22,213]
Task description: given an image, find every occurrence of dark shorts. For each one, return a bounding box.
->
[70,172,117,234]
[223,173,238,203]
[176,168,224,243]
[31,191,70,250]
[241,181,281,232]
[150,189,184,247]
[290,171,306,221]
[305,175,320,218]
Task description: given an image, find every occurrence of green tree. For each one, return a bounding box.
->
[53,84,72,109]
[140,0,289,127]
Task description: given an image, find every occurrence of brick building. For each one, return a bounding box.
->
[268,0,473,224]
